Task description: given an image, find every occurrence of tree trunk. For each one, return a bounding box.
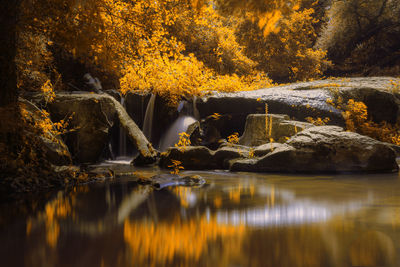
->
[0,0,19,107]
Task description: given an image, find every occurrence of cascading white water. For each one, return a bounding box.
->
[158,97,200,151]
[158,115,197,151]
[118,96,127,157]
[142,94,156,141]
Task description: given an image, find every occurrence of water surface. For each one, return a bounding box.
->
[1,166,400,267]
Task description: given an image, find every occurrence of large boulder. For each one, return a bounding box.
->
[196,77,400,134]
[253,143,286,157]
[19,98,72,166]
[159,145,249,170]
[159,146,216,170]
[28,92,157,164]
[239,114,313,146]
[231,126,398,173]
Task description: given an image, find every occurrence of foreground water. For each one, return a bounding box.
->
[2,165,400,267]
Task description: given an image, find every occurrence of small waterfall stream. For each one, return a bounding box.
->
[118,96,127,157]
[142,94,156,142]
[115,94,200,154]
[158,115,197,151]
[158,97,200,151]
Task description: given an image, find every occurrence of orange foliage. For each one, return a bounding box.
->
[19,0,278,104]
[342,99,400,145]
[236,2,329,82]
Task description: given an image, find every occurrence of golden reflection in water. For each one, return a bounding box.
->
[171,187,192,208]
[229,184,242,203]
[19,180,400,267]
[213,195,222,208]
[270,185,275,206]
[43,193,73,248]
[123,216,245,266]
[350,231,395,267]
[26,186,87,248]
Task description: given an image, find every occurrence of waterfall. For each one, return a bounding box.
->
[193,95,200,120]
[143,94,156,141]
[158,98,200,151]
[118,96,127,157]
[158,115,197,151]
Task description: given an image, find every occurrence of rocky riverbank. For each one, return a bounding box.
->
[8,77,400,195]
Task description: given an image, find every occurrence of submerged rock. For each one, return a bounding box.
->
[231,126,398,173]
[142,174,206,189]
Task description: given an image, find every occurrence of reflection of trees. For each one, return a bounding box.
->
[243,227,334,267]
[5,175,400,267]
[123,216,245,267]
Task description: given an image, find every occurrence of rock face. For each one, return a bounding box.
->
[159,145,249,170]
[29,93,157,164]
[253,143,286,157]
[20,98,72,166]
[231,126,398,173]
[239,114,313,146]
[196,77,400,133]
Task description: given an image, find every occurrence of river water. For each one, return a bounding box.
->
[1,165,400,267]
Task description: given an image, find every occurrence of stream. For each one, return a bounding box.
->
[1,164,400,267]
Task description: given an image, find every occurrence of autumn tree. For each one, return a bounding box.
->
[235,1,329,82]
[16,0,331,104]
[0,0,22,164]
[0,1,20,107]
[316,0,400,75]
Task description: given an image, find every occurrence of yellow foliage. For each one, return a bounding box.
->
[17,0,329,105]
[341,99,400,145]
[175,132,191,152]
[306,116,330,126]
[16,31,55,91]
[211,113,222,120]
[227,132,240,146]
[389,79,400,94]
[41,80,56,103]
[236,3,329,82]
[18,0,274,104]
[168,160,185,175]
[249,148,255,158]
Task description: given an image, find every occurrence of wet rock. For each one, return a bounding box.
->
[141,174,206,189]
[29,92,157,164]
[253,143,286,157]
[388,143,400,157]
[231,126,398,173]
[104,89,121,102]
[239,114,313,146]
[159,145,249,170]
[196,77,400,129]
[159,146,216,170]
[200,113,241,149]
[186,121,202,146]
[214,146,250,169]
[38,136,72,166]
